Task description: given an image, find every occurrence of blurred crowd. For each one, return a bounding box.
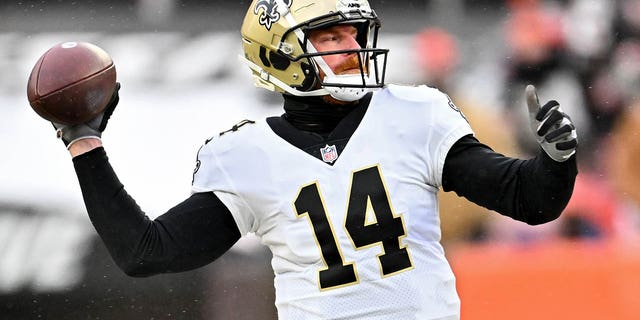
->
[415,0,640,245]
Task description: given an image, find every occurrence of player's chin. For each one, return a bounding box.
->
[337,68,368,75]
[340,69,362,75]
[322,88,367,105]
[322,94,354,106]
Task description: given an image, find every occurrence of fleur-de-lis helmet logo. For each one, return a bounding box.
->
[254,0,293,30]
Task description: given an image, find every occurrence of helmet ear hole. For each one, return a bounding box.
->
[259,46,291,70]
[259,47,271,68]
[269,51,291,71]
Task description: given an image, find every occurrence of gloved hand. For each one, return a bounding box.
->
[53,82,121,149]
[526,84,578,162]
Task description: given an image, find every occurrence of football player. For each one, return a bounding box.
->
[55,0,578,319]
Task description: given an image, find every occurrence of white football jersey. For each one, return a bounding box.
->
[192,85,473,320]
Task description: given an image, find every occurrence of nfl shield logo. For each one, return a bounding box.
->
[320,144,338,163]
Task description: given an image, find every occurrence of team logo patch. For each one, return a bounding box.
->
[320,144,339,163]
[254,0,292,31]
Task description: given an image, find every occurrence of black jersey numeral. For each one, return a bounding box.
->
[293,165,413,290]
[346,166,413,276]
[294,183,358,289]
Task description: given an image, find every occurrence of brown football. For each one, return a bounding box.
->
[27,41,117,125]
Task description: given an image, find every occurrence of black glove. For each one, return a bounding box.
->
[53,82,120,149]
[526,84,578,162]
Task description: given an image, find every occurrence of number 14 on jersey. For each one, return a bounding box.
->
[293,165,414,291]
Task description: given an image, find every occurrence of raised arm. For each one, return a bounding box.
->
[57,85,240,276]
[73,147,240,276]
[442,85,578,225]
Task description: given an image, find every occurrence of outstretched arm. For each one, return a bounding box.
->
[56,84,240,277]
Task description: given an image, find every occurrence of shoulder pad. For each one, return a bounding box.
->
[386,84,442,102]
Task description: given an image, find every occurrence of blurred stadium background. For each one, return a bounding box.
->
[2,0,640,319]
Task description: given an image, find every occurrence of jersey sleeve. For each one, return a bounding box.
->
[191,139,257,236]
[426,90,474,187]
[384,85,474,188]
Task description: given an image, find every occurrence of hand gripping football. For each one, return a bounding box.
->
[27,41,117,125]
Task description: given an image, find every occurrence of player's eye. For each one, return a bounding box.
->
[319,34,338,43]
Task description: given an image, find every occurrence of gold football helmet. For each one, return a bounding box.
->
[240,0,389,101]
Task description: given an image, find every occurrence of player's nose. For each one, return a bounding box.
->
[342,34,361,51]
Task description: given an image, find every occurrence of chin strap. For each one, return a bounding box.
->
[322,74,375,102]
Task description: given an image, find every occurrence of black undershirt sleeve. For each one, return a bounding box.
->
[72,147,241,277]
[442,135,577,225]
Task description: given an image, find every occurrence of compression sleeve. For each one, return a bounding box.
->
[442,135,577,225]
[72,147,241,277]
